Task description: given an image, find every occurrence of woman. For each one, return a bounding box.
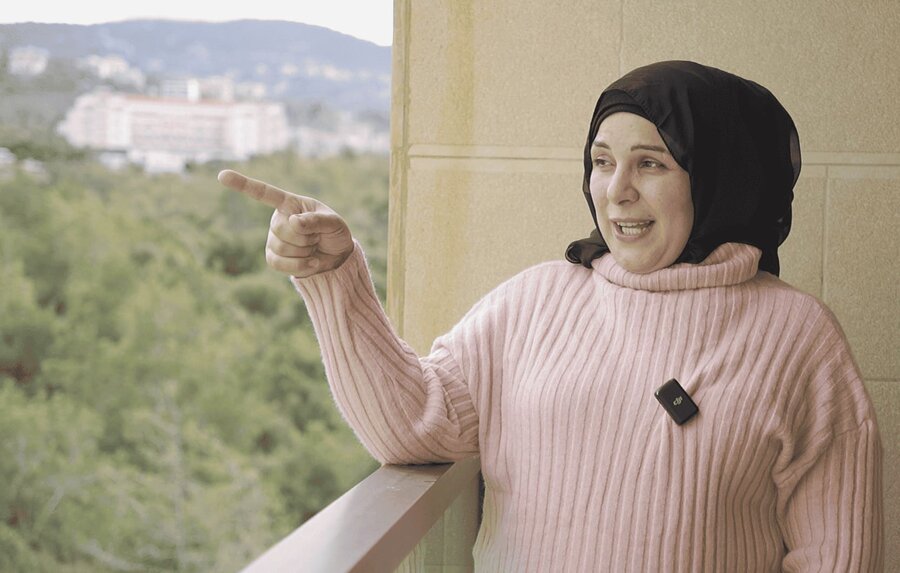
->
[219,60,883,571]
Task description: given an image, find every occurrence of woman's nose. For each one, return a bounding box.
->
[606,166,638,204]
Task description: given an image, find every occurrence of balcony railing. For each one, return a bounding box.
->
[240,455,482,573]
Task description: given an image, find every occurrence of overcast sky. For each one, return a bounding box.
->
[0,0,394,46]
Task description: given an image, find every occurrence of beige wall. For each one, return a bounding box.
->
[389,0,899,568]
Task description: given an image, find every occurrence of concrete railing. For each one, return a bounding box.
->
[240,455,482,573]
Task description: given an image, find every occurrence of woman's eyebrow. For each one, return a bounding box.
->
[592,140,670,154]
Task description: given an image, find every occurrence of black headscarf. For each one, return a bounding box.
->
[565,60,801,276]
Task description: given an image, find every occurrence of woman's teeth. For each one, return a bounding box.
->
[617,221,654,236]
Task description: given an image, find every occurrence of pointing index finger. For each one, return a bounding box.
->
[218,169,293,212]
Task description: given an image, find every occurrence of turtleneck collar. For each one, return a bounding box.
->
[592,242,762,291]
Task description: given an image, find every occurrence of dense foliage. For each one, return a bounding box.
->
[0,149,387,571]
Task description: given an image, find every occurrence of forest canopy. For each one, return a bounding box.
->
[0,149,387,572]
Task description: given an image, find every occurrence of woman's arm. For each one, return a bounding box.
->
[777,419,883,571]
[290,240,504,465]
[773,306,884,572]
[217,169,493,465]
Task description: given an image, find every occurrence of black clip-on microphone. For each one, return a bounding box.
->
[654,378,699,425]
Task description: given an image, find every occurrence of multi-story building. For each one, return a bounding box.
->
[57,88,290,172]
[9,46,49,76]
[77,55,146,89]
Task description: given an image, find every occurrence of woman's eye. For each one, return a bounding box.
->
[641,159,664,168]
[592,157,611,167]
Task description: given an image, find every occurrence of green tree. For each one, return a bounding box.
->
[0,150,386,571]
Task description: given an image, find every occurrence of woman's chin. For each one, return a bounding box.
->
[610,249,672,274]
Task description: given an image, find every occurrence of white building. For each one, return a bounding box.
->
[198,76,235,102]
[235,81,268,100]
[78,54,146,89]
[57,89,290,173]
[294,111,390,157]
[0,147,15,167]
[9,46,49,76]
[160,78,201,102]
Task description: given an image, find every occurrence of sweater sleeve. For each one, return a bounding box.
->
[773,305,884,572]
[289,240,507,466]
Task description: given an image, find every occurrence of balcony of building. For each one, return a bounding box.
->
[242,1,898,571]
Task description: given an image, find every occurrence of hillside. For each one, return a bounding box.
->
[0,20,391,112]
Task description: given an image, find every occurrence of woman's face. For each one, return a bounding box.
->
[589,112,693,274]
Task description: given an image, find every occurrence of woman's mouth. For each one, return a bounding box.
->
[614,220,654,238]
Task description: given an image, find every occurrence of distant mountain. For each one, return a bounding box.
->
[0,19,391,113]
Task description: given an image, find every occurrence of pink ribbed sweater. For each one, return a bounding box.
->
[291,240,883,572]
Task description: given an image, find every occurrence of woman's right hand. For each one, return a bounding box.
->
[217,169,355,278]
